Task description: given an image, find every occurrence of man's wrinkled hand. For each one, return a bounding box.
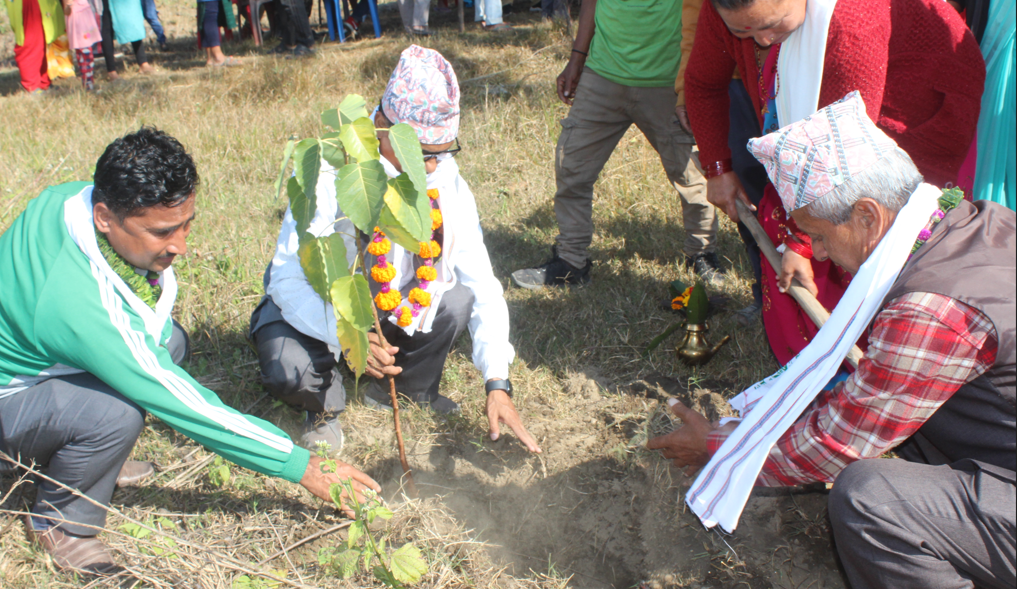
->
[365,332,401,379]
[486,389,541,453]
[706,171,754,224]
[646,399,716,470]
[300,455,381,517]
[779,249,818,296]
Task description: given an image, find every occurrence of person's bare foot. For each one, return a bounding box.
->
[107,70,120,81]
[139,62,154,74]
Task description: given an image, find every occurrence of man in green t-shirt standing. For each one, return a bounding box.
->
[511,0,721,288]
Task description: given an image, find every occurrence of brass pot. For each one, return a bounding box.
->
[676,322,731,366]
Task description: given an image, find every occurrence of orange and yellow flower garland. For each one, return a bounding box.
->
[369,188,443,328]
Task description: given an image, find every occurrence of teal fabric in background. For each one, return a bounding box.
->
[974,0,1016,211]
[109,0,147,43]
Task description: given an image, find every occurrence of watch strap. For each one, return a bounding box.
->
[485,379,513,398]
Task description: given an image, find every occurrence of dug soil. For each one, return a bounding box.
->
[344,371,848,589]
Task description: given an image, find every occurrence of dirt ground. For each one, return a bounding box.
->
[331,370,847,589]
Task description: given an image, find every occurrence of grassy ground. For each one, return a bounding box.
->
[0,2,846,588]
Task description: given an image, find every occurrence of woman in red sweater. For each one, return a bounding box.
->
[684,0,984,364]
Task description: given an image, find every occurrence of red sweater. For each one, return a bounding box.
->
[685,0,985,187]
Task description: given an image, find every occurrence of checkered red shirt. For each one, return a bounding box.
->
[707,292,999,486]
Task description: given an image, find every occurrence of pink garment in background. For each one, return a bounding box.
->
[65,0,101,50]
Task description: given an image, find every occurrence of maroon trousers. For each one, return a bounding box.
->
[13,0,51,92]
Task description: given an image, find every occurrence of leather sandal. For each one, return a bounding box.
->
[116,461,154,487]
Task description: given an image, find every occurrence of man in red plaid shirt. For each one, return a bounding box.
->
[649,99,1015,589]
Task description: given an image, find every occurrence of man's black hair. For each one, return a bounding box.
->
[92,127,199,220]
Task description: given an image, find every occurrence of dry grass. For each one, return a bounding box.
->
[0,3,843,588]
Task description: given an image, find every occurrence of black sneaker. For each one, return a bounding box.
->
[685,252,727,286]
[733,301,762,325]
[268,43,294,55]
[364,387,461,416]
[511,246,592,290]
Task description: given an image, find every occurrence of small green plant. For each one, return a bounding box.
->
[316,450,428,587]
[232,570,288,589]
[208,455,231,488]
[119,516,179,558]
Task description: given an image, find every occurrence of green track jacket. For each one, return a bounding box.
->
[0,182,310,483]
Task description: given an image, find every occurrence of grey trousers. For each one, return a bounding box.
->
[0,322,190,537]
[829,458,1016,589]
[553,68,715,267]
[251,301,347,415]
[397,0,429,30]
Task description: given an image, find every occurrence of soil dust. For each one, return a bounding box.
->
[343,370,848,589]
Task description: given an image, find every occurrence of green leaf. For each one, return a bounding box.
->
[287,177,315,242]
[274,139,296,202]
[336,548,360,578]
[686,281,710,324]
[335,317,370,377]
[379,206,423,253]
[292,138,321,205]
[330,275,374,332]
[321,108,341,130]
[338,94,370,125]
[383,173,430,243]
[390,543,428,583]
[373,565,398,586]
[340,117,381,163]
[329,482,346,511]
[373,506,394,521]
[668,279,689,299]
[335,160,388,233]
[644,322,684,356]
[320,132,345,169]
[347,520,365,549]
[387,123,427,197]
[299,234,351,300]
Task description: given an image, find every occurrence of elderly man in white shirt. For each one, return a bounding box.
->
[250,46,541,455]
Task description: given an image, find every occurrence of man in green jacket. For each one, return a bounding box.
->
[0,128,379,578]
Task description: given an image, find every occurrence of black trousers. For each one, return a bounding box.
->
[829,456,1016,589]
[100,0,148,72]
[275,0,314,48]
[0,322,189,537]
[728,79,769,305]
[253,283,473,409]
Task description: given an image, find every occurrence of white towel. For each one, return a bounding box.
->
[686,183,942,533]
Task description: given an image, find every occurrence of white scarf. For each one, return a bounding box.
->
[686,183,942,533]
[775,0,837,127]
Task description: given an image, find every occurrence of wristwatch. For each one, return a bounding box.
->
[485,378,513,398]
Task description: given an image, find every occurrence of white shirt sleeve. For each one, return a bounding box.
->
[449,176,516,382]
[265,164,358,347]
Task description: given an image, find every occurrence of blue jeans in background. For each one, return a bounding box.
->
[142,0,167,45]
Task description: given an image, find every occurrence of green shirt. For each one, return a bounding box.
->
[586,0,684,88]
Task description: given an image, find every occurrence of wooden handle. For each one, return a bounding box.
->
[734,199,863,368]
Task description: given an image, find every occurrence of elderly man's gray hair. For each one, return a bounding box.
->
[806,147,924,225]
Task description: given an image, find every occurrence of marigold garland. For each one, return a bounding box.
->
[408,288,431,307]
[371,264,397,284]
[416,266,437,282]
[368,188,445,329]
[374,289,402,311]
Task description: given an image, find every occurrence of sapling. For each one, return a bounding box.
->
[316,447,428,586]
[275,94,435,495]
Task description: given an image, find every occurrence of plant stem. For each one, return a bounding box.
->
[356,235,418,498]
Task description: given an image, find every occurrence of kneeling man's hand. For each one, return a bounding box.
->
[365,332,402,379]
[300,455,382,517]
[647,399,717,470]
[486,389,542,453]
